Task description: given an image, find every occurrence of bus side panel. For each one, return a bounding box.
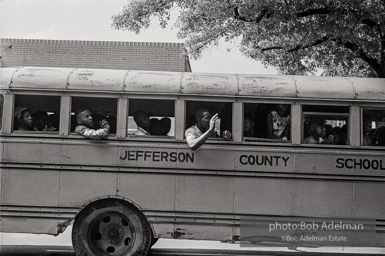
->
[293,180,353,217]
[61,144,118,166]
[4,142,61,164]
[175,175,234,213]
[2,168,59,206]
[149,223,236,241]
[117,173,176,211]
[354,182,385,218]
[58,171,118,207]
[234,177,294,215]
[172,224,234,241]
[1,217,59,234]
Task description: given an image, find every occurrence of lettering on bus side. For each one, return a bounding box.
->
[239,154,290,167]
[120,150,195,163]
[336,158,385,171]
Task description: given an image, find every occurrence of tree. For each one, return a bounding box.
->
[112,0,385,77]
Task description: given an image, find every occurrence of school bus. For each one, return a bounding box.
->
[0,66,384,255]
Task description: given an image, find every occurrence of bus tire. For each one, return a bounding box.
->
[72,199,152,256]
[150,230,159,247]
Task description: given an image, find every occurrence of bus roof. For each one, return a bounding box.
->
[1,66,384,101]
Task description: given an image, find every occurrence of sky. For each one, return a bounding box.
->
[0,0,278,74]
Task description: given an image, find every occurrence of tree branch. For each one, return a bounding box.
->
[260,35,330,52]
[233,7,269,23]
[333,38,382,75]
[295,7,332,18]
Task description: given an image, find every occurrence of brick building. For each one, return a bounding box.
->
[0,38,191,72]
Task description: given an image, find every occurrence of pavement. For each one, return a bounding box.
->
[1,225,385,255]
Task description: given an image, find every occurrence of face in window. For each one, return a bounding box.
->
[76,110,94,128]
[134,110,151,130]
[21,110,33,128]
[197,111,212,132]
[15,107,34,131]
[277,104,290,117]
[316,125,326,137]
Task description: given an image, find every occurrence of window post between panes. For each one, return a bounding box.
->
[232,102,242,142]
[116,97,128,139]
[350,105,360,147]
[175,99,185,141]
[2,94,14,134]
[59,95,71,136]
[291,103,301,145]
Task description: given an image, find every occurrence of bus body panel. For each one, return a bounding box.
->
[3,66,384,100]
[0,67,18,89]
[125,70,182,93]
[349,77,385,101]
[68,68,127,91]
[238,74,296,97]
[295,76,355,99]
[10,67,74,89]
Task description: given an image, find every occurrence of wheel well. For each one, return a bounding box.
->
[74,197,157,238]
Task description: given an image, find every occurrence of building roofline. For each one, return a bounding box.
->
[0,38,185,48]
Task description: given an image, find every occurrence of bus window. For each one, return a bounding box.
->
[71,97,117,134]
[302,105,350,145]
[0,95,3,130]
[244,103,291,142]
[185,101,232,139]
[362,108,385,146]
[13,95,60,132]
[128,99,175,137]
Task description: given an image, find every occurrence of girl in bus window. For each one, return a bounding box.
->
[244,114,255,137]
[267,104,290,140]
[304,117,336,144]
[14,107,34,131]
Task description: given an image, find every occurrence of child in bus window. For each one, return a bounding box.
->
[14,107,34,131]
[363,117,373,146]
[149,118,161,135]
[185,109,218,150]
[34,111,56,131]
[48,114,60,131]
[267,104,290,140]
[304,118,335,144]
[160,117,171,135]
[75,109,110,140]
[133,110,151,135]
[377,127,385,146]
[244,115,255,137]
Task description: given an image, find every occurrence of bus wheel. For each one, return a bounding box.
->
[150,230,159,247]
[72,199,151,256]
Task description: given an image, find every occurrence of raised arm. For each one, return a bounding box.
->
[186,113,218,151]
[76,120,110,140]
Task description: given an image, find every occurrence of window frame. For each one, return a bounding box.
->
[125,95,177,141]
[0,94,4,131]
[360,106,385,148]
[299,102,352,147]
[240,100,294,145]
[183,96,236,144]
[11,93,62,135]
[69,94,119,138]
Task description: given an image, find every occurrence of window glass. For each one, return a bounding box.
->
[71,97,117,134]
[186,101,232,139]
[244,103,291,142]
[302,105,349,145]
[13,95,60,132]
[0,95,3,130]
[362,108,385,146]
[128,99,175,137]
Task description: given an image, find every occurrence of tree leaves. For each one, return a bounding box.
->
[112,0,385,77]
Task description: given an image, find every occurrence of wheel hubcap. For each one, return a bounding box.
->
[88,212,135,255]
